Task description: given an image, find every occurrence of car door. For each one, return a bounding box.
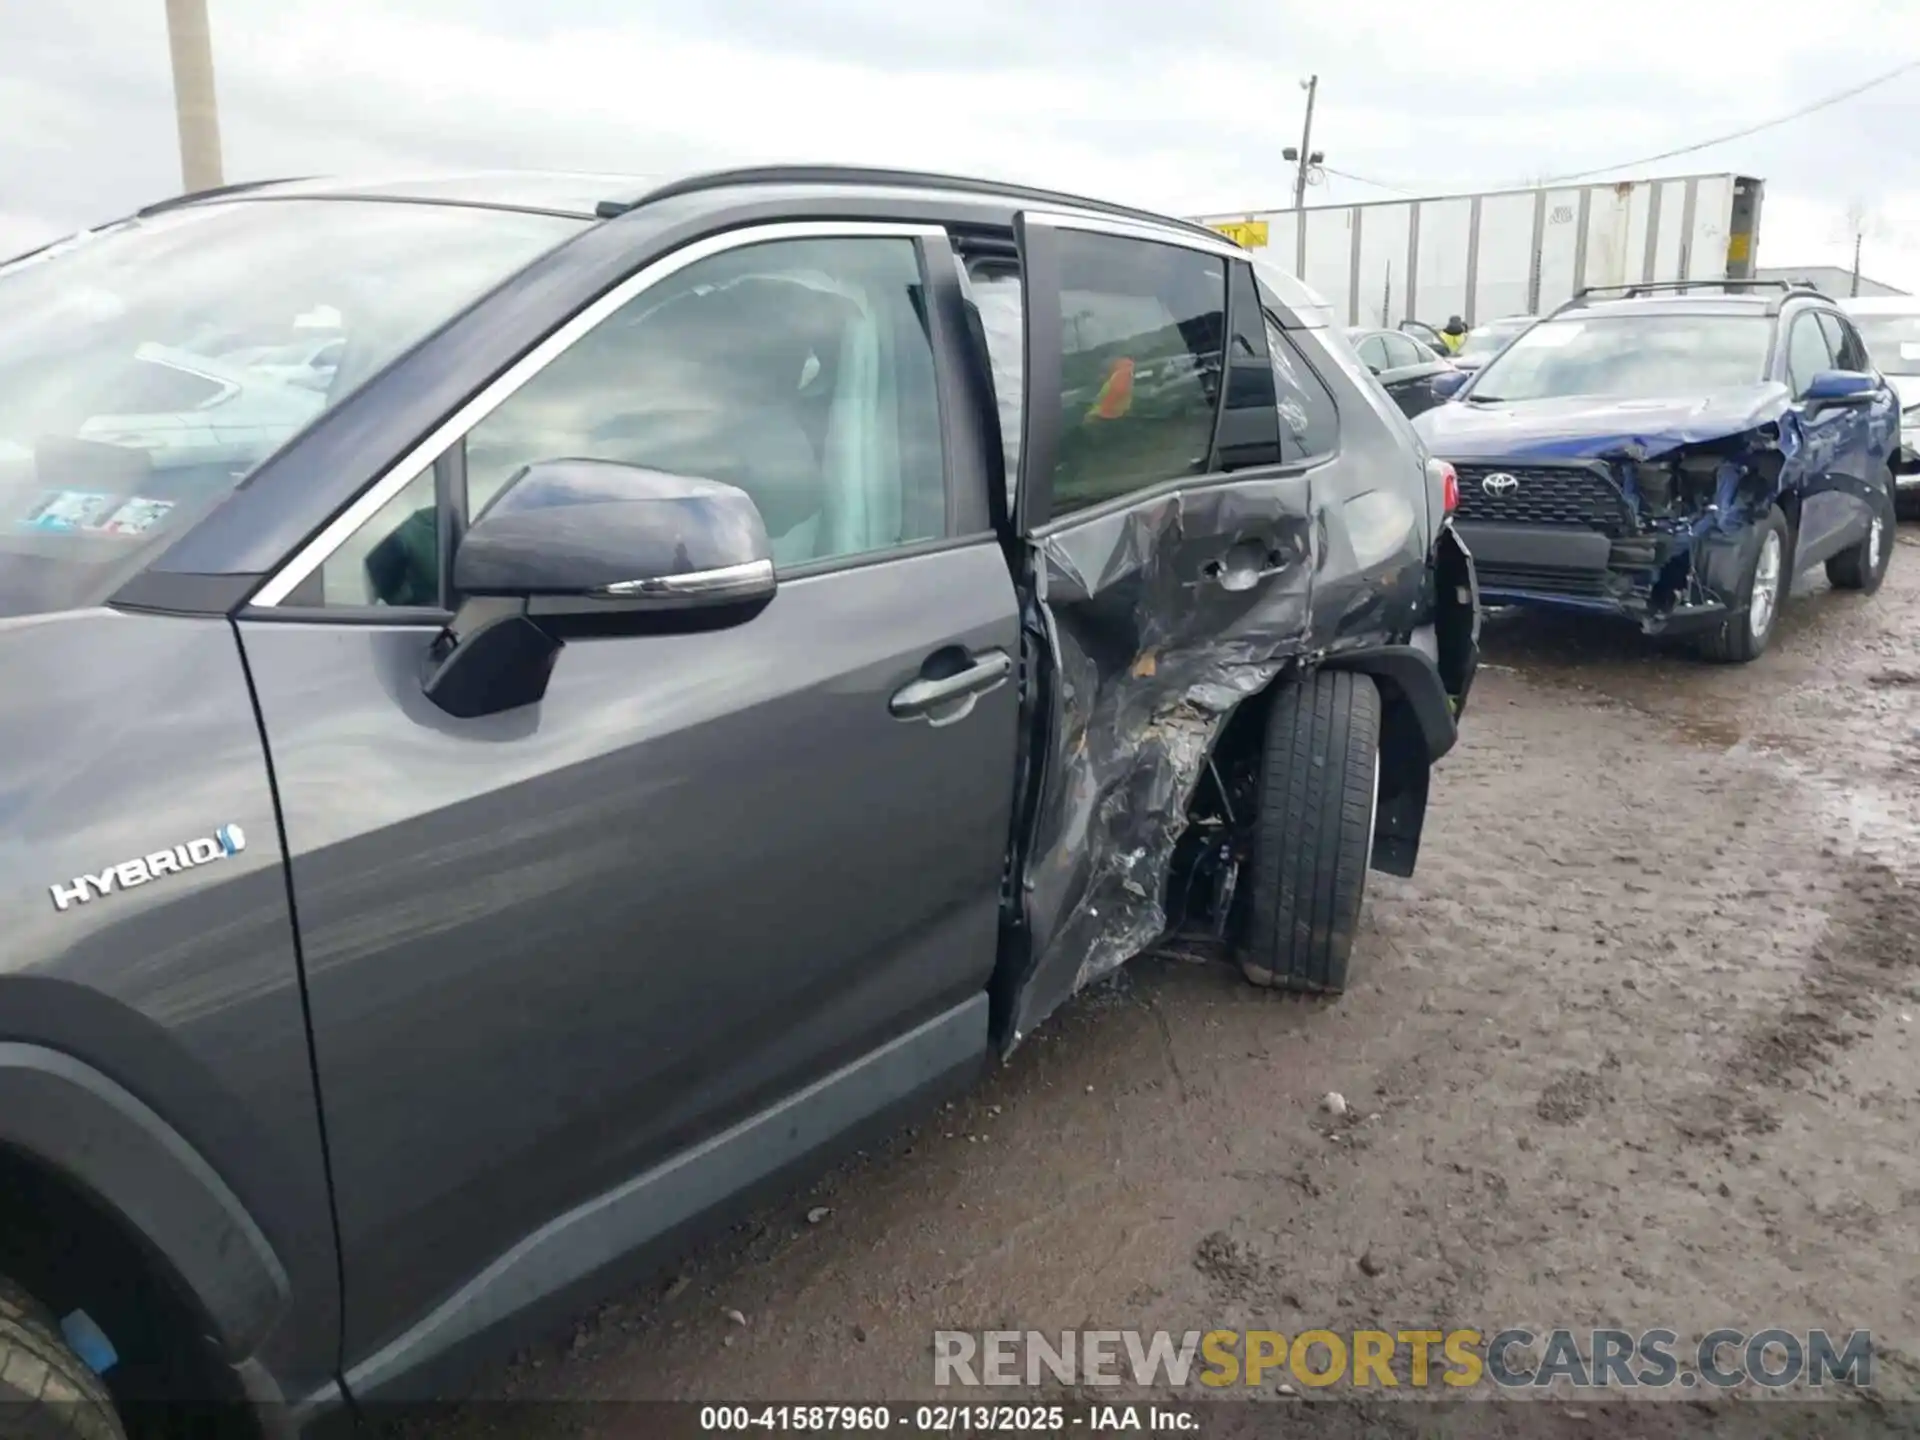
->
[1782,309,1854,566]
[234,222,1020,1388]
[1380,330,1449,416]
[994,212,1314,1037]
[1356,332,1392,384]
[1402,320,1448,357]
[1819,309,1896,531]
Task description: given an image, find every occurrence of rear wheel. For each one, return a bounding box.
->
[1698,505,1789,664]
[0,1277,124,1440]
[1239,670,1381,995]
[1826,474,1896,594]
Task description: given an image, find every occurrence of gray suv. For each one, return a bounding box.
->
[0,167,1477,1435]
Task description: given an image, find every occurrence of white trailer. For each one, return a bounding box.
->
[1194,172,1765,329]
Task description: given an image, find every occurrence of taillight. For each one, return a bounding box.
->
[1436,460,1460,515]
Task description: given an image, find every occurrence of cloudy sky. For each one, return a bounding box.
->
[5,0,1920,289]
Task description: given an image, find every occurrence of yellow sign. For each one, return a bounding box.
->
[1209,219,1270,250]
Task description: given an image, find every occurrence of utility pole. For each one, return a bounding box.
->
[1837,198,1879,300]
[1291,75,1319,210]
[165,0,224,193]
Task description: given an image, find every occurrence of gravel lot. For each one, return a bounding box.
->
[412,519,1920,1434]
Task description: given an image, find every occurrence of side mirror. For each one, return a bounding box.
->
[1364,360,1383,376]
[1803,369,1877,409]
[1430,369,1470,400]
[424,459,775,719]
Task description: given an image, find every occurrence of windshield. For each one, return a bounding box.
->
[0,199,583,617]
[1467,313,1773,402]
[1850,312,1920,376]
[1457,319,1530,360]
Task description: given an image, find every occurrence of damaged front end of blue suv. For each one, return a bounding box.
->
[1414,282,1900,661]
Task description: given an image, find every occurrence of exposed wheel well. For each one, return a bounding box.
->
[1225,664,1430,863]
[1165,660,1433,938]
[0,1144,251,1432]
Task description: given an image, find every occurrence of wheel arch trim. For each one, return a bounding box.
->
[1316,644,1458,764]
[0,1043,290,1361]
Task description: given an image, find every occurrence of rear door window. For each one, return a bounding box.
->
[1048,231,1226,516]
[1212,260,1282,472]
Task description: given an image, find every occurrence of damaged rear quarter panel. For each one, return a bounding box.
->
[1005,474,1314,1044]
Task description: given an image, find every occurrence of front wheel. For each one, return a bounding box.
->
[0,1277,125,1440]
[1826,476,1896,594]
[1698,505,1789,664]
[1238,670,1382,995]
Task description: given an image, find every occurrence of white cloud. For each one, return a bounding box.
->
[2,0,1919,292]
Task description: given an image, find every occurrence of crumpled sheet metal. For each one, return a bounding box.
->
[1009,478,1314,1044]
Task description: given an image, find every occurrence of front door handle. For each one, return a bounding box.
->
[889,649,1012,723]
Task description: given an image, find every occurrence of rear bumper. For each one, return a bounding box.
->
[1459,520,1730,635]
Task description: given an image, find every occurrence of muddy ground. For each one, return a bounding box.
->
[410,521,1920,1436]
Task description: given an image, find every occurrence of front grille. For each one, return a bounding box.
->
[1477,564,1612,598]
[1452,463,1633,536]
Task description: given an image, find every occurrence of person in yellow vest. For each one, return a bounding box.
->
[1439,316,1469,354]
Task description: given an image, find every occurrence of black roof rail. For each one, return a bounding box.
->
[1,178,313,269]
[1575,279,1796,301]
[593,164,1228,242]
[1551,277,1826,320]
[138,177,314,217]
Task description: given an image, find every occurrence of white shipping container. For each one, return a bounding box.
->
[1196,173,1764,328]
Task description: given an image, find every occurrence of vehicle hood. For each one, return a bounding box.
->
[1414,384,1790,460]
[1883,372,1919,412]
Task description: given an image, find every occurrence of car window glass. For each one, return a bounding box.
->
[1818,312,1869,372]
[1356,334,1389,370]
[1049,232,1225,517]
[1212,260,1281,471]
[314,467,438,607]
[461,235,946,573]
[1472,315,1770,400]
[1837,318,1872,372]
[1263,318,1341,462]
[1787,314,1836,396]
[0,200,579,620]
[1385,333,1427,369]
[963,257,1025,505]
[1849,311,1920,373]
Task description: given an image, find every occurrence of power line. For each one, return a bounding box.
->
[1322,166,1421,197]
[1286,57,1920,206]
[1528,56,1920,187]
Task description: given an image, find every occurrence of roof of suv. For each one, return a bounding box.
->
[135,164,1336,319]
[1554,296,1784,320]
[149,165,1234,245]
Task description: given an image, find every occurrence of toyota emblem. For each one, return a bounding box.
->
[1481,472,1520,496]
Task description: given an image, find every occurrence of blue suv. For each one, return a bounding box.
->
[1414,281,1901,661]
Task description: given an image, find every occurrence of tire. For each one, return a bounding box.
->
[1825,474,1896,594]
[1898,480,1920,523]
[1698,505,1789,664]
[0,1278,124,1440]
[1239,670,1381,995]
